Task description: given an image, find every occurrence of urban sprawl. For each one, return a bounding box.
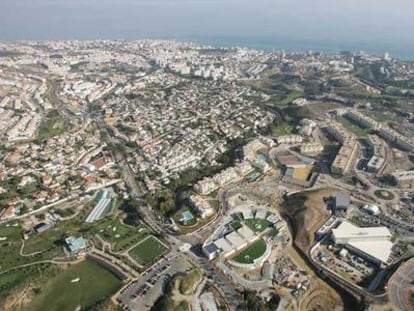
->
[0,40,414,311]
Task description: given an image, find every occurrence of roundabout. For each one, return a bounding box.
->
[374,189,395,201]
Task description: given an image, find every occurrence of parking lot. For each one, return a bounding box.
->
[314,242,375,286]
[116,253,190,310]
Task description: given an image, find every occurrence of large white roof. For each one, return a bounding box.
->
[332,220,391,240]
[214,237,234,255]
[237,225,256,242]
[348,240,393,263]
[333,221,393,263]
[225,231,246,249]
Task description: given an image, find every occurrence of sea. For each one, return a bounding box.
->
[173,36,414,61]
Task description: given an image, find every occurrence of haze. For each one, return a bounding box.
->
[1,0,413,55]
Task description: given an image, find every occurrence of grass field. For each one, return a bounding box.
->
[244,219,270,233]
[276,90,304,107]
[335,116,370,137]
[0,224,64,272]
[0,222,21,241]
[271,122,295,136]
[363,110,398,122]
[230,220,242,231]
[90,217,149,252]
[374,189,395,200]
[0,263,55,298]
[285,103,341,120]
[37,110,67,141]
[29,260,122,311]
[128,236,168,265]
[232,239,267,264]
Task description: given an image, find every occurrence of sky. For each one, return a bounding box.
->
[1,0,413,56]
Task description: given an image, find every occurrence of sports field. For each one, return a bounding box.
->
[232,239,267,264]
[128,235,168,265]
[91,218,149,252]
[244,219,270,233]
[30,260,122,311]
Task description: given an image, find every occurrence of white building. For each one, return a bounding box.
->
[300,143,324,155]
[277,135,303,145]
[332,221,393,264]
[189,195,215,219]
[392,170,414,184]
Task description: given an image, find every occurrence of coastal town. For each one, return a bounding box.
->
[0,40,414,311]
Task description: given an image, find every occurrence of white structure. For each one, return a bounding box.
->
[332,221,393,263]
[277,135,303,145]
[392,170,414,184]
[189,195,215,219]
[242,209,254,219]
[255,210,267,219]
[300,143,324,155]
[194,177,218,195]
[367,156,385,172]
[363,204,380,216]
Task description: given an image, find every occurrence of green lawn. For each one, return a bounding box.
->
[0,225,65,272]
[232,239,267,264]
[276,90,304,107]
[0,263,56,299]
[335,116,370,137]
[271,122,295,136]
[128,236,168,265]
[37,110,67,140]
[374,189,395,201]
[0,222,22,242]
[29,260,122,311]
[284,103,341,120]
[244,219,271,233]
[230,221,242,231]
[363,110,398,122]
[90,217,149,252]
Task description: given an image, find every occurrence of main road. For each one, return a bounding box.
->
[388,257,414,311]
[99,119,244,310]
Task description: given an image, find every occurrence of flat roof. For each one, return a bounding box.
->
[333,221,391,240]
[214,237,234,254]
[335,193,350,207]
[255,210,267,219]
[242,210,254,219]
[237,225,256,241]
[225,231,246,249]
[203,243,218,254]
[348,240,393,263]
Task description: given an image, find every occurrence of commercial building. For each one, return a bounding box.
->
[85,188,115,223]
[377,127,414,152]
[343,110,379,130]
[300,143,324,156]
[332,221,393,264]
[333,193,350,213]
[277,135,303,145]
[203,210,270,259]
[392,170,414,184]
[203,243,219,260]
[323,121,359,175]
[189,195,215,219]
[65,236,87,254]
[367,156,385,173]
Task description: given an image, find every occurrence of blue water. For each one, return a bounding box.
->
[176,36,414,61]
